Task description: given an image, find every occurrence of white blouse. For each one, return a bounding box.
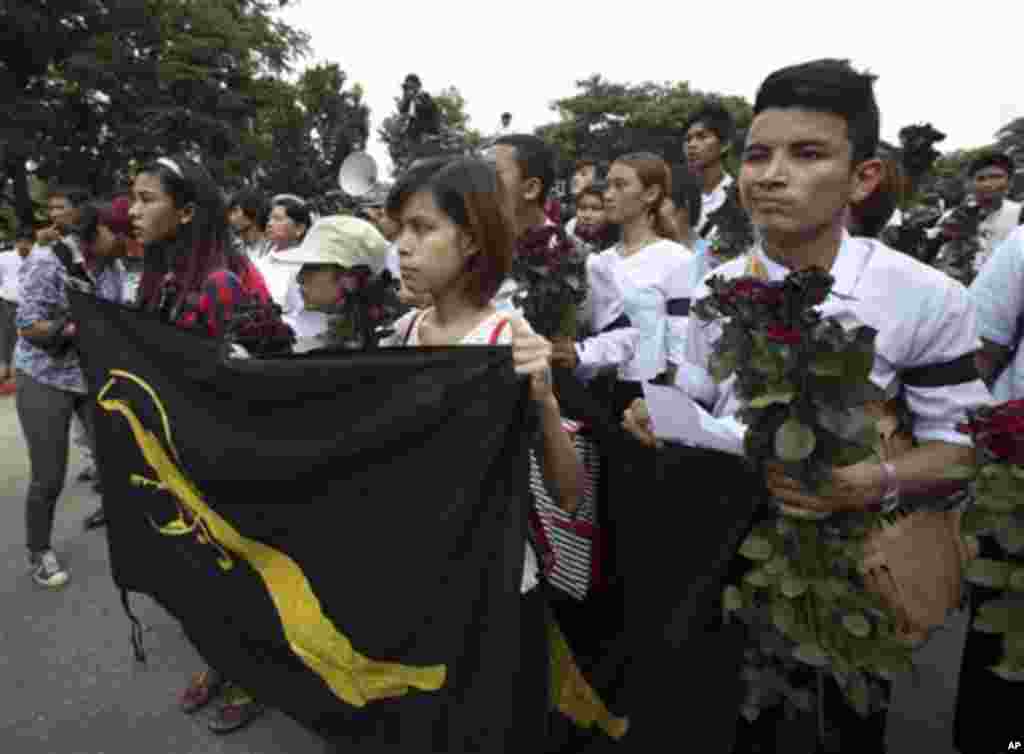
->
[576,239,696,383]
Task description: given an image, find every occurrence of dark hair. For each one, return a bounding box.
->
[135,155,244,309]
[494,134,556,207]
[48,185,91,207]
[611,153,675,239]
[15,226,36,242]
[753,59,879,165]
[271,196,312,240]
[574,158,597,174]
[968,150,1014,178]
[229,189,271,230]
[668,165,703,229]
[387,156,513,307]
[849,156,903,238]
[686,103,736,147]
[404,73,421,87]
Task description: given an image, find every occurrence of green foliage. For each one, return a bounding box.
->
[0,0,373,226]
[534,75,753,170]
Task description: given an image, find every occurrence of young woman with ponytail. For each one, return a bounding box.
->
[552,152,696,417]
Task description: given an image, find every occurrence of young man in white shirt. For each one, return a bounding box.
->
[625,58,990,749]
[0,227,33,384]
[968,150,1022,271]
[227,189,273,260]
[685,103,736,238]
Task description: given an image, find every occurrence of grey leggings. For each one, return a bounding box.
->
[16,371,92,553]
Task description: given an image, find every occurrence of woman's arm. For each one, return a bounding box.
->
[534,397,584,515]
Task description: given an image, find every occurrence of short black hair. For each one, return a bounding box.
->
[753,59,880,164]
[494,134,556,207]
[229,188,271,230]
[668,165,703,229]
[15,226,36,242]
[685,102,736,146]
[968,150,1014,178]
[48,185,92,207]
[271,196,312,238]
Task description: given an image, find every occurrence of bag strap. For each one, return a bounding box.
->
[488,317,510,345]
[401,311,424,345]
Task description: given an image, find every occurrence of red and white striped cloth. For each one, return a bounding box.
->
[530,420,601,600]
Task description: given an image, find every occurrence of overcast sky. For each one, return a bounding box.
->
[277,0,1020,177]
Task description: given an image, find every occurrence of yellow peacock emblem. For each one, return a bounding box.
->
[96,369,446,707]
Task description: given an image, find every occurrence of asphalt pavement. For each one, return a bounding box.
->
[0,393,324,754]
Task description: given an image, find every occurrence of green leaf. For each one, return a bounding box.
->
[710,349,739,382]
[763,556,788,576]
[989,663,1024,682]
[744,568,772,588]
[792,644,830,667]
[723,585,744,611]
[973,600,1017,633]
[995,524,1024,556]
[842,613,873,638]
[780,575,808,598]
[772,600,797,635]
[750,390,796,409]
[1008,569,1024,592]
[942,465,978,481]
[775,419,817,462]
[810,353,845,377]
[965,558,1014,589]
[739,535,774,561]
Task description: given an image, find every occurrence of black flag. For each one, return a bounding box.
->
[71,291,534,752]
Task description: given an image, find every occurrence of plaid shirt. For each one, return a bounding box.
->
[163,261,270,338]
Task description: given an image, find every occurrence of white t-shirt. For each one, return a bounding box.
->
[683,232,991,446]
[970,225,1024,401]
[385,309,540,594]
[576,239,695,382]
[976,199,1022,272]
[0,251,25,303]
[696,173,734,237]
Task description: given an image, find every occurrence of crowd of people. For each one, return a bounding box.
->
[2,56,1022,752]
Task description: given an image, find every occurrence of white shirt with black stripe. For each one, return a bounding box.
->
[682,232,991,446]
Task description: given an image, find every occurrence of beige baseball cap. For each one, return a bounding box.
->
[272,215,389,274]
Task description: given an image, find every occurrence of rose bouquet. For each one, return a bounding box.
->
[693,267,919,718]
[322,267,407,350]
[955,400,1024,681]
[511,225,588,339]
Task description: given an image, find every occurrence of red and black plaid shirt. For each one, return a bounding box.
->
[169,260,271,338]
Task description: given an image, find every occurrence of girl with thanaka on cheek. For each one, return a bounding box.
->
[380,156,584,751]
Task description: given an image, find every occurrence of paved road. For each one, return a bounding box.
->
[0,394,324,754]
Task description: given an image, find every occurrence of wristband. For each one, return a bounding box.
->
[868,461,900,514]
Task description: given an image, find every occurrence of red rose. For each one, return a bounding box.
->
[367,305,384,321]
[765,325,802,345]
[728,278,784,306]
[961,400,1024,463]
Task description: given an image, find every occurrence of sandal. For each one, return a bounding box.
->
[208,683,266,734]
[179,669,224,714]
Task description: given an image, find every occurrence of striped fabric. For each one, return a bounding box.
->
[530,423,601,600]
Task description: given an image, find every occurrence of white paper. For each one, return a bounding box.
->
[642,383,746,456]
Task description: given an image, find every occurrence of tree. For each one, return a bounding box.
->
[535,75,753,175]
[248,63,370,201]
[0,0,310,228]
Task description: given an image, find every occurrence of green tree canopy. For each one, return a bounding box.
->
[535,75,754,174]
[1,0,312,228]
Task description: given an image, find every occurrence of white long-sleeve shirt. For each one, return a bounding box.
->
[575,240,695,382]
[682,232,990,446]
